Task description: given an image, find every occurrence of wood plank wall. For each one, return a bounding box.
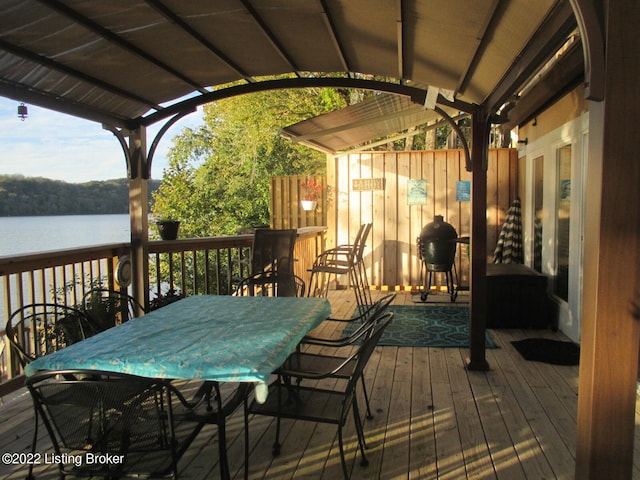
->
[271,149,517,289]
[270,174,327,230]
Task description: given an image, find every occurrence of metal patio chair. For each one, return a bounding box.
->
[234,228,298,293]
[234,270,306,297]
[82,288,146,333]
[250,228,297,275]
[243,312,392,480]
[286,293,396,420]
[5,303,93,368]
[308,223,372,311]
[25,369,210,480]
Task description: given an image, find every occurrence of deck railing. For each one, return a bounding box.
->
[0,227,326,395]
[0,243,131,393]
[147,236,253,298]
[147,226,325,298]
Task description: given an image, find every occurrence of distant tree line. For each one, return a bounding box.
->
[0,175,161,216]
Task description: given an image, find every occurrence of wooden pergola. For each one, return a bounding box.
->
[0,1,638,477]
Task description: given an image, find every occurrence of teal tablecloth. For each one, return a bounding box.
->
[25,295,331,402]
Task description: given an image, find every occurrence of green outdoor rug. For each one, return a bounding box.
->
[346,305,496,348]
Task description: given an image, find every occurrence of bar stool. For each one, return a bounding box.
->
[308,223,372,311]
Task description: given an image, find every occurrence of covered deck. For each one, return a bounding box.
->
[1,2,639,477]
[1,289,636,480]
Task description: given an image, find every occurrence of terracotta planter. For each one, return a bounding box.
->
[157,221,180,240]
[301,200,317,211]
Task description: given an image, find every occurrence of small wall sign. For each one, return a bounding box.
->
[456,180,471,202]
[407,179,427,205]
[352,178,385,191]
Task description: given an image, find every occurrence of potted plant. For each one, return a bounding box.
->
[300,177,324,211]
[156,218,180,240]
[149,288,185,310]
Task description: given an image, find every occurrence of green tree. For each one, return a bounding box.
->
[152,84,352,236]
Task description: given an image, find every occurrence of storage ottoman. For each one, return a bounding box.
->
[486,263,554,329]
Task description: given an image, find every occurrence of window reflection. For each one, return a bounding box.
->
[555,145,571,301]
[533,156,544,272]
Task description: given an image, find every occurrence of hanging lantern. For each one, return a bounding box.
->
[17,103,28,121]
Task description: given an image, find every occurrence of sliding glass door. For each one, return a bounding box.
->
[555,145,572,302]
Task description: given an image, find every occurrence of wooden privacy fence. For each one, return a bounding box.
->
[270,175,327,229]
[271,148,518,290]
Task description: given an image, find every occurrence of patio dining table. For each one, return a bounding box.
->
[24,294,331,479]
[25,294,332,402]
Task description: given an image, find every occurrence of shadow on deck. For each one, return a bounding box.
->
[1,290,636,479]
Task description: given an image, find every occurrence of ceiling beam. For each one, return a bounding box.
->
[39,0,209,94]
[502,40,584,130]
[145,0,256,83]
[0,38,162,111]
[396,0,405,80]
[240,0,302,76]
[569,0,605,101]
[483,0,577,113]
[139,76,477,127]
[0,79,135,129]
[455,0,503,97]
[317,0,352,74]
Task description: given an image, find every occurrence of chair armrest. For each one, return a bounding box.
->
[301,316,375,347]
[276,351,358,380]
[300,334,353,347]
[322,244,355,255]
[313,246,356,263]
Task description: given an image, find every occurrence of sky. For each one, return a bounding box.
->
[0,97,204,183]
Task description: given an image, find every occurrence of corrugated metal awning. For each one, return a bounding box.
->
[279,94,463,154]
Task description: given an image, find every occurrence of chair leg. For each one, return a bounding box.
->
[217,411,230,480]
[349,266,367,313]
[355,260,372,307]
[349,267,362,308]
[353,261,373,306]
[26,410,38,480]
[308,268,330,298]
[272,417,282,456]
[352,400,370,463]
[272,383,282,456]
[337,423,349,479]
[243,398,250,480]
[360,376,373,420]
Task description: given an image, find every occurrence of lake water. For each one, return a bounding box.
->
[0,214,131,257]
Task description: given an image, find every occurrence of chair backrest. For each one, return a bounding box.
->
[343,293,396,343]
[26,369,199,479]
[251,228,297,275]
[6,303,93,367]
[82,288,145,332]
[235,271,306,297]
[353,223,372,263]
[344,312,393,393]
[362,292,395,321]
[333,222,370,259]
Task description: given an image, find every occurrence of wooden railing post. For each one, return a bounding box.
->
[128,127,150,314]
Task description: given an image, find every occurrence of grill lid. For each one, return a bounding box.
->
[418,215,458,271]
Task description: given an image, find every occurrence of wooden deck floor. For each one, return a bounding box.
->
[1,290,639,479]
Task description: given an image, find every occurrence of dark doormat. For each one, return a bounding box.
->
[511,338,580,365]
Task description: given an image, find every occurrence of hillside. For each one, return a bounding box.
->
[0,175,161,216]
